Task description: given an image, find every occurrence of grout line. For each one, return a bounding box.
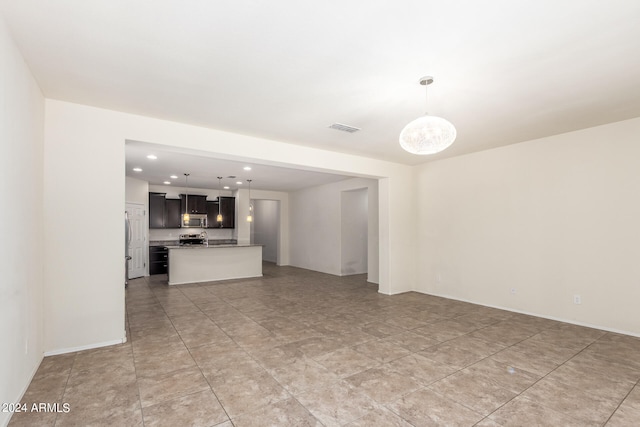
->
[130,274,155,427]
[599,359,640,426]
[172,280,240,424]
[52,351,77,427]
[124,269,638,427]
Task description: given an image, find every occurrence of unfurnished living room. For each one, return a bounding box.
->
[1,1,640,426]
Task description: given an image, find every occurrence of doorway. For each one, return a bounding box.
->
[340,188,368,275]
[250,199,280,264]
[126,202,146,279]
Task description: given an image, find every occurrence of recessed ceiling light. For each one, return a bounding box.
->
[170,175,178,179]
[243,166,252,171]
[236,181,243,185]
[133,167,142,172]
[163,181,171,185]
[146,154,157,160]
[223,186,230,190]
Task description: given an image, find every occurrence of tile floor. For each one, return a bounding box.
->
[9,263,640,426]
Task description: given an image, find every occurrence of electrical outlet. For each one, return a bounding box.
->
[573,294,581,305]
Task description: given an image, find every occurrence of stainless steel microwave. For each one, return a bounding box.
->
[182,214,207,228]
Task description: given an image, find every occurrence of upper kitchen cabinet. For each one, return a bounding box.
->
[180,194,207,214]
[149,193,183,229]
[206,201,218,228]
[149,192,166,229]
[220,196,235,228]
[165,198,182,228]
[207,197,235,228]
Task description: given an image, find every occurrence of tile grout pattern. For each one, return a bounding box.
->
[9,263,640,426]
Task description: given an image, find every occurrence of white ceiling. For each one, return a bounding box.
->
[126,140,351,191]
[3,0,640,185]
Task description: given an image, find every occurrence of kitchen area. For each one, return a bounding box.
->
[143,173,262,285]
[148,186,263,285]
[124,140,370,288]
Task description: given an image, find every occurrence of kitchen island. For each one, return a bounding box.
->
[167,244,263,285]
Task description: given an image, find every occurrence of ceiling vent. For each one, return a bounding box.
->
[329,123,360,133]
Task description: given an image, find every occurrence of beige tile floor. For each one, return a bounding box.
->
[9,263,640,426]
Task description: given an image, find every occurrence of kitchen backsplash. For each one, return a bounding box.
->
[149,227,234,241]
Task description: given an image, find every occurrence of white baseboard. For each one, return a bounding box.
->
[43,337,126,357]
[2,355,43,427]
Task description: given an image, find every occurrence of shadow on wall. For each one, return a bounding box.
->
[251,199,279,263]
[341,188,368,275]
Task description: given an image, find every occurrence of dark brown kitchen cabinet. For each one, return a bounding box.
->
[207,197,235,228]
[165,198,182,228]
[149,192,166,229]
[220,196,235,228]
[149,246,168,275]
[180,194,207,214]
[206,201,218,228]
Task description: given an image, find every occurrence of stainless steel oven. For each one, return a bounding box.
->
[179,233,206,246]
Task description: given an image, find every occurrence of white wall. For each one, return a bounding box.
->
[0,16,45,427]
[149,228,233,241]
[290,178,379,283]
[341,188,368,275]
[378,171,416,294]
[234,188,250,244]
[125,176,148,205]
[416,117,640,336]
[44,105,127,354]
[252,199,279,263]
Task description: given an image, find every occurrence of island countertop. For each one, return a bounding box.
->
[167,244,263,285]
[149,239,239,247]
[166,244,264,249]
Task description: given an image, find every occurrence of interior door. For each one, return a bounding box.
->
[126,202,146,279]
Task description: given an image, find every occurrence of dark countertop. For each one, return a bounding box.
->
[149,240,178,247]
[150,239,238,247]
[167,244,263,249]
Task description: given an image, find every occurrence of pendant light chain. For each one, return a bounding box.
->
[246,179,253,222]
[424,80,429,115]
[183,173,190,223]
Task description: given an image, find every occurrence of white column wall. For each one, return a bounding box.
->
[415,117,640,336]
[378,170,416,294]
[0,16,45,427]
[43,100,415,353]
[125,176,149,205]
[44,105,127,354]
[235,188,251,244]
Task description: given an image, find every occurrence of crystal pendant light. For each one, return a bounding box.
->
[183,173,190,223]
[399,76,456,155]
[216,177,223,223]
[246,180,253,223]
